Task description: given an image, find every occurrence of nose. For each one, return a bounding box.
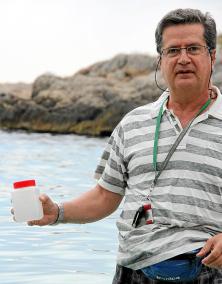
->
[177,49,191,64]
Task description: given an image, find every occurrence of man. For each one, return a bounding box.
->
[24,8,222,283]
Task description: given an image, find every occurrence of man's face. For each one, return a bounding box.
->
[160,23,216,94]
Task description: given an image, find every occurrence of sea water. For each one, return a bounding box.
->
[0,130,120,284]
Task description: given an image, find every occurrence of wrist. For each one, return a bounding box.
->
[50,203,65,225]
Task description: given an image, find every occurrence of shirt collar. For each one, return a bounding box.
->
[150,86,222,120]
[150,90,169,119]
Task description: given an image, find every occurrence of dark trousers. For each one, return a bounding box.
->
[112,264,222,284]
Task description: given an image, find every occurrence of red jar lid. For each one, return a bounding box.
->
[13,179,36,189]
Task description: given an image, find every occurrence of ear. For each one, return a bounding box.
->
[157,56,162,70]
[210,49,216,65]
[158,56,162,67]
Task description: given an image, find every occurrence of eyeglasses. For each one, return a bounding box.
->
[161,45,210,58]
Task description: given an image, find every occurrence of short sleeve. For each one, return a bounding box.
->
[94,123,127,196]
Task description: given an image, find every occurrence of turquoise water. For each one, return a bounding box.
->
[0,130,120,284]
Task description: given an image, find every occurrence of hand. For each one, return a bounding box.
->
[11,194,59,226]
[196,233,222,268]
[26,194,59,226]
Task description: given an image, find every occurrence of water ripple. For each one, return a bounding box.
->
[0,131,117,284]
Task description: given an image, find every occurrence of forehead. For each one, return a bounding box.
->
[162,24,205,47]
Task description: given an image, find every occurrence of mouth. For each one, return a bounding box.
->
[176,70,194,75]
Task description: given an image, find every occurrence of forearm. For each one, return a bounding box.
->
[62,184,123,223]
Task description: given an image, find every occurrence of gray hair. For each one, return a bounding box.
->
[155,8,217,54]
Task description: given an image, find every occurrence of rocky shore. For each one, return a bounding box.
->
[0,53,221,136]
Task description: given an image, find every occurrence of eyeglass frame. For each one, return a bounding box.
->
[161,45,211,58]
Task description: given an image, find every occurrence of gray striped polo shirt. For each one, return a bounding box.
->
[95,86,222,270]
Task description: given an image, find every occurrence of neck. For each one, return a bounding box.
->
[167,89,215,128]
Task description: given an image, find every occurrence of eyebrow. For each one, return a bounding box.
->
[165,42,204,49]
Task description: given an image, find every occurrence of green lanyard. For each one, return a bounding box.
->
[152,97,211,172]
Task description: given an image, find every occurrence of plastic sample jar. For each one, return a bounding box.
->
[12,179,43,222]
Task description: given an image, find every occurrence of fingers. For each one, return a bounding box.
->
[196,238,213,258]
[27,220,36,226]
[202,249,221,265]
[27,216,52,227]
[11,208,16,222]
[28,220,44,226]
[202,248,222,267]
[196,234,222,268]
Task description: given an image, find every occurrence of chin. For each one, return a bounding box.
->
[175,79,196,89]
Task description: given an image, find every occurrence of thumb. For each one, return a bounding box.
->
[39,194,53,205]
[196,239,213,257]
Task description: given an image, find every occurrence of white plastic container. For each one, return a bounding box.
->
[12,179,43,222]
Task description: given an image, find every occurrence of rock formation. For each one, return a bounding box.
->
[0,52,221,136]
